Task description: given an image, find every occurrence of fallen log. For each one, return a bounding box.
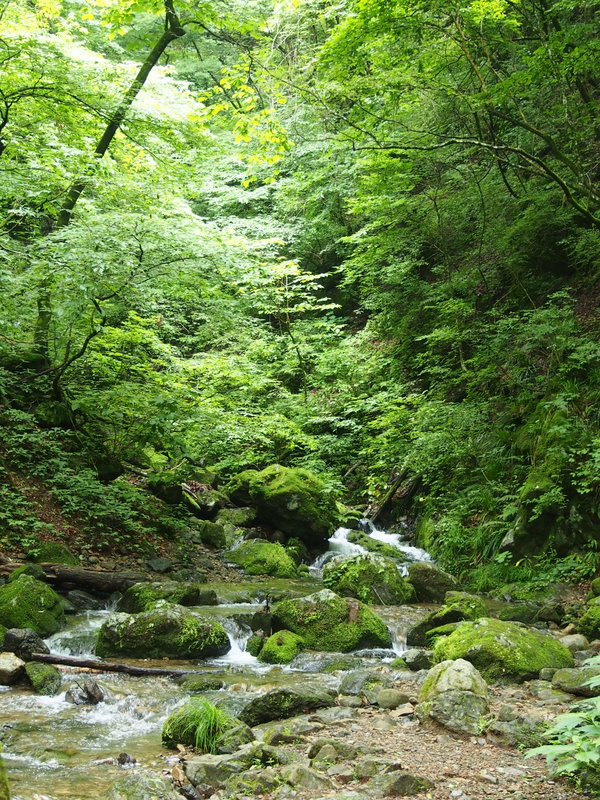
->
[31,652,203,677]
[0,561,146,594]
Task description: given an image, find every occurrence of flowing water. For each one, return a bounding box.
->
[1,523,432,799]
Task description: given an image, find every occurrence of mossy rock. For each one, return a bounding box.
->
[239,687,335,727]
[258,630,304,664]
[247,633,265,657]
[0,575,65,636]
[215,507,256,528]
[433,618,574,682]
[190,520,226,549]
[119,581,218,613]
[227,540,297,578]
[0,626,6,649]
[8,563,46,582]
[590,577,600,598]
[346,531,409,561]
[407,561,457,602]
[228,464,340,547]
[108,770,181,800]
[25,661,61,695]
[323,554,415,605]
[28,542,79,565]
[177,675,224,693]
[271,589,391,652]
[96,604,230,659]
[577,597,600,640]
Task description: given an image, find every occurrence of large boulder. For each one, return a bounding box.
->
[118,581,217,613]
[551,666,600,698]
[271,589,392,652]
[228,464,339,547]
[108,770,181,800]
[407,593,487,647]
[185,743,285,790]
[407,562,457,602]
[433,618,574,682]
[323,554,415,605]
[227,540,297,578]
[238,686,335,726]
[2,628,50,661]
[95,604,230,659]
[417,658,489,735]
[0,575,65,635]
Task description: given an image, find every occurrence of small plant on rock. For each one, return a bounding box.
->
[162,698,235,753]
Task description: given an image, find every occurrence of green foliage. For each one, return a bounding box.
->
[162,698,235,753]
[527,656,600,792]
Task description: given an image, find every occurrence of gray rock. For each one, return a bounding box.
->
[338,694,363,708]
[376,688,411,709]
[2,628,49,661]
[66,590,104,611]
[407,562,457,602]
[368,769,435,796]
[551,666,600,697]
[108,770,181,800]
[186,743,285,789]
[146,557,173,573]
[221,766,281,797]
[539,667,557,681]
[417,659,489,735]
[0,652,25,684]
[338,669,391,700]
[282,763,333,790]
[307,738,357,760]
[560,634,590,653]
[528,679,573,704]
[486,713,549,748]
[214,723,255,753]
[402,648,433,671]
[239,687,335,727]
[65,679,105,705]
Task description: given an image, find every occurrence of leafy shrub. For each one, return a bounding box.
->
[527,656,600,791]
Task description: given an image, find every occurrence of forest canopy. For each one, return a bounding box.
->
[1,0,600,587]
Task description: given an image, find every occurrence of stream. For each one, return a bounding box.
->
[1,523,432,799]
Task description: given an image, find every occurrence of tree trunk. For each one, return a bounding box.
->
[30,652,203,677]
[0,562,146,594]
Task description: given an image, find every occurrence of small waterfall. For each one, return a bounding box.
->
[213,618,259,666]
[310,519,433,576]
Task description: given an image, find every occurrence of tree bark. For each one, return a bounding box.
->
[0,562,146,594]
[30,652,203,677]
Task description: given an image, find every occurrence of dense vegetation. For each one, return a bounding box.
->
[1,0,599,589]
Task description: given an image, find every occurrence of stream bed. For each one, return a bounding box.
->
[1,525,432,799]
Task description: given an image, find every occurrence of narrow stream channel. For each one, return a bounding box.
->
[1,524,432,799]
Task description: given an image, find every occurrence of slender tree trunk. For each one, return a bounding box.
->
[36,1,185,383]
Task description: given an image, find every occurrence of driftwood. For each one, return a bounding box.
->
[0,561,146,594]
[31,652,203,677]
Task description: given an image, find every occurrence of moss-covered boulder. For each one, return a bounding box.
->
[183,489,227,520]
[95,604,230,659]
[28,542,79,565]
[215,507,256,528]
[25,661,61,695]
[190,520,227,549]
[407,562,457,602]
[227,540,297,578]
[551,666,600,697]
[228,464,339,547]
[577,596,600,640]
[590,577,600,598]
[176,675,224,693]
[238,687,335,726]
[257,630,304,664]
[323,554,415,605]
[407,593,488,647]
[417,658,489,735]
[271,589,392,652]
[433,618,574,682]
[118,582,218,613]
[0,575,65,635]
